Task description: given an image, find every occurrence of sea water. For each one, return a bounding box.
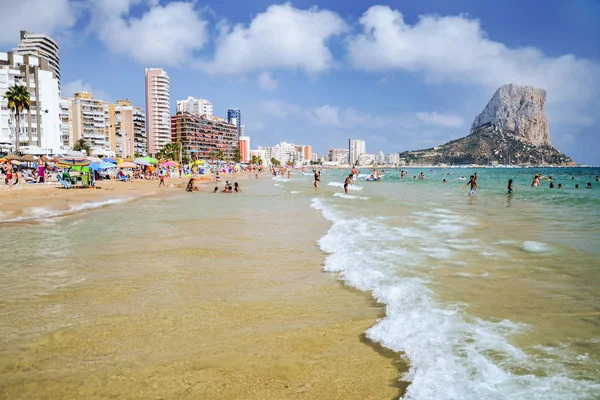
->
[284,167,600,399]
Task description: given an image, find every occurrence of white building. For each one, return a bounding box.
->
[358,153,375,166]
[145,68,170,156]
[13,30,61,87]
[270,141,297,165]
[387,153,399,165]
[176,96,213,117]
[349,138,366,165]
[0,52,61,154]
[251,149,269,165]
[375,151,385,165]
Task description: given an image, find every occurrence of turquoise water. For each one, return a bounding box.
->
[281,167,600,399]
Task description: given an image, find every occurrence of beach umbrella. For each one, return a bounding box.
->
[102,157,117,164]
[87,156,103,163]
[160,161,177,167]
[11,160,22,165]
[3,154,21,161]
[134,158,152,166]
[20,154,37,162]
[117,161,137,168]
[57,157,91,167]
[141,156,158,165]
[90,162,116,170]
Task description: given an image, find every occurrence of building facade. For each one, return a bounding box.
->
[171,113,238,161]
[13,30,61,87]
[387,152,399,165]
[227,108,241,137]
[0,52,61,154]
[145,68,171,156]
[108,99,147,157]
[238,135,250,163]
[176,96,213,117]
[66,92,110,155]
[251,149,269,165]
[327,148,349,164]
[349,139,366,165]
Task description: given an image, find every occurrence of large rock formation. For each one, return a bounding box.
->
[398,84,575,166]
[471,84,550,145]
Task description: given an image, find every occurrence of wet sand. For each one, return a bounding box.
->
[0,176,406,399]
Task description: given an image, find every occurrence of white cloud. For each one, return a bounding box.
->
[89,1,209,66]
[310,105,343,127]
[0,0,80,45]
[416,112,464,128]
[259,100,303,118]
[257,72,278,91]
[347,6,600,106]
[62,79,113,103]
[200,3,347,74]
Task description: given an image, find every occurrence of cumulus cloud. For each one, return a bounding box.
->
[200,3,347,74]
[89,0,208,66]
[0,0,81,45]
[62,79,113,103]
[416,112,464,128]
[257,72,279,91]
[347,6,600,106]
[259,100,304,118]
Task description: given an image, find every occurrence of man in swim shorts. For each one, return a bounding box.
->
[344,174,352,194]
[461,175,478,196]
[351,166,358,182]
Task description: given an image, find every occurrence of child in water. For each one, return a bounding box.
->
[507,179,513,193]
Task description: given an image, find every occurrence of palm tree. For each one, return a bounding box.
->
[73,138,91,156]
[4,85,31,153]
[217,149,224,161]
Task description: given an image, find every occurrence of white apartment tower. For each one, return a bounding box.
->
[145,68,171,156]
[0,52,61,154]
[176,96,213,117]
[348,139,366,165]
[13,30,61,87]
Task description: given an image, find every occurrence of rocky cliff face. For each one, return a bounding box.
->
[471,84,550,146]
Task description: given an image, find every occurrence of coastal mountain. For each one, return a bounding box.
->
[399,84,575,166]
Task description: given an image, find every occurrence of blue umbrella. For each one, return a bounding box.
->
[134,158,152,166]
[102,157,118,164]
[90,162,117,171]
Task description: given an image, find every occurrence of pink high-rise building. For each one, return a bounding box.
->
[145,68,171,156]
[238,135,250,164]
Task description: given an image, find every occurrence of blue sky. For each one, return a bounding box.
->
[2,0,599,163]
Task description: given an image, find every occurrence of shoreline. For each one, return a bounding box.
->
[0,174,407,399]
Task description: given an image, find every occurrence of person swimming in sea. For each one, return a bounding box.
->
[507,179,514,193]
[587,182,592,189]
[461,175,478,196]
[532,175,540,187]
[234,182,241,192]
[549,182,555,189]
[558,183,563,189]
[344,174,352,194]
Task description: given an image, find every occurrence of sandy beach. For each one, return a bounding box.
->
[0,175,405,399]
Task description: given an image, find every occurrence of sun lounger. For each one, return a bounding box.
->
[119,174,130,182]
[56,174,71,189]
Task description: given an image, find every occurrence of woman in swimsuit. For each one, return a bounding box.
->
[507,179,514,193]
[344,174,352,194]
[314,170,320,188]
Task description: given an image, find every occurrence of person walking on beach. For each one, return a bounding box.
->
[158,171,166,187]
[344,174,352,194]
[314,170,320,189]
[461,175,478,196]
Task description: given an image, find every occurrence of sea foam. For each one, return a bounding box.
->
[327,182,363,191]
[310,197,599,399]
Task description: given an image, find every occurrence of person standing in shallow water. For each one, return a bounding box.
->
[313,170,320,189]
[461,175,478,196]
[344,174,352,194]
[507,179,514,193]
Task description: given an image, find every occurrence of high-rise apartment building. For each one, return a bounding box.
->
[145,68,171,156]
[238,135,250,163]
[171,113,238,160]
[108,99,147,157]
[348,139,366,165]
[176,96,213,117]
[227,108,241,137]
[13,30,61,87]
[328,148,349,164]
[0,51,61,153]
[67,92,110,155]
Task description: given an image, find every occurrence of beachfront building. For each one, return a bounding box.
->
[240,125,245,136]
[145,68,171,156]
[302,145,312,163]
[375,151,386,165]
[387,152,399,165]
[64,92,111,155]
[176,96,213,117]
[269,141,297,165]
[349,139,366,165]
[0,51,61,154]
[251,149,269,165]
[238,135,250,163]
[108,100,147,157]
[358,153,375,166]
[328,148,349,164]
[227,108,241,137]
[171,112,238,161]
[12,30,61,87]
